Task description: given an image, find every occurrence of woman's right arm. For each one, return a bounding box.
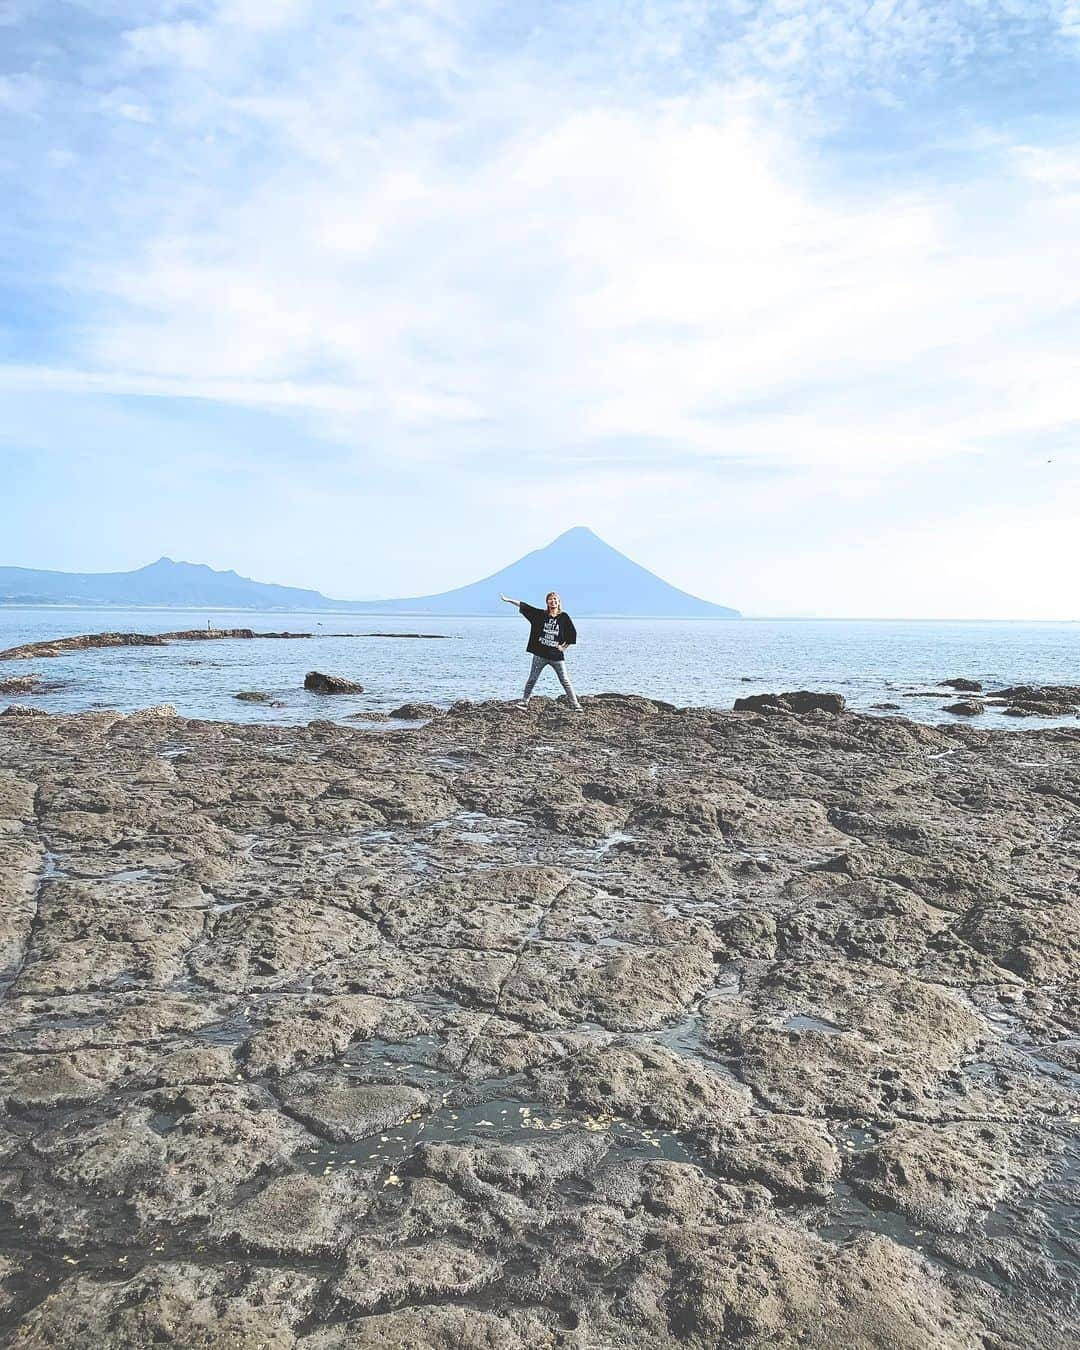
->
[499,593,521,607]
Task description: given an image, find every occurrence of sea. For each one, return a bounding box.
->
[1,607,1078,729]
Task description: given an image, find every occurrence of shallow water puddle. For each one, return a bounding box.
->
[293,1096,707,1177]
[811,1181,956,1269]
[783,1013,845,1035]
[982,1144,1080,1282]
[595,831,636,855]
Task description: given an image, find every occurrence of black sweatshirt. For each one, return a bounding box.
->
[519,602,577,662]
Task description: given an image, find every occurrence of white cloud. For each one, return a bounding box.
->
[3,0,1080,615]
[40,66,1078,473]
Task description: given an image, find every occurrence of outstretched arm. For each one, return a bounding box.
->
[499,593,520,607]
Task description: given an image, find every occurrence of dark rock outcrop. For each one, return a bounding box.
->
[734,690,846,715]
[0,675,47,696]
[991,684,1080,703]
[1003,702,1069,718]
[990,685,1080,717]
[304,671,364,694]
[942,678,983,692]
[944,701,985,716]
[390,702,442,719]
[234,691,272,703]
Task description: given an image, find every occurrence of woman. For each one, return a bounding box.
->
[499,590,581,710]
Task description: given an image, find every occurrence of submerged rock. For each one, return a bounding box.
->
[0,675,47,696]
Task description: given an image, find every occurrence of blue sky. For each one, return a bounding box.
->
[2,1,1079,617]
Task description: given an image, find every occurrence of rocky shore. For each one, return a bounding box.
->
[0,696,1077,1347]
[0,630,313,662]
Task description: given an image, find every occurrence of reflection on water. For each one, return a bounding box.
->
[2,607,1078,728]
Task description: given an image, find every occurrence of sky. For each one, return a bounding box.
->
[2,1,1079,618]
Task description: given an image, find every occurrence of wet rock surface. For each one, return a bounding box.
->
[0,697,1077,1346]
[389,703,443,720]
[991,686,1080,718]
[0,679,49,698]
[304,671,365,695]
[733,689,847,715]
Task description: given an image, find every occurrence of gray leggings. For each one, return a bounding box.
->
[523,654,580,707]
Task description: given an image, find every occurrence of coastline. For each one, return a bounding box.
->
[0,697,1077,1345]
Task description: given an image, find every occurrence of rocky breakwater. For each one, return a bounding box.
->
[0,694,1077,1347]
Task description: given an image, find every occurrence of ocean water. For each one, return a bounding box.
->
[1,607,1078,729]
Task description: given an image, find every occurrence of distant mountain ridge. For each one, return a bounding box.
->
[0,557,338,611]
[0,529,739,617]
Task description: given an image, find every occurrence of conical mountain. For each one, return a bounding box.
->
[355,526,739,617]
[0,529,738,615]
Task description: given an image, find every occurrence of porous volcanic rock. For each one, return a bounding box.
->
[277,1073,430,1142]
[848,1121,1023,1233]
[0,695,1076,1347]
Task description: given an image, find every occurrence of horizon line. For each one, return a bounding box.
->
[0,603,1075,625]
